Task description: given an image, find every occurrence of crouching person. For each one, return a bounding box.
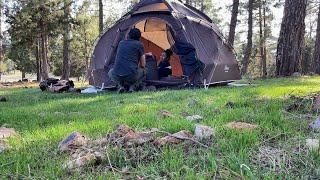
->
[108,28,146,93]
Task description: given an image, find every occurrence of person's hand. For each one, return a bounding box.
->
[145,52,153,56]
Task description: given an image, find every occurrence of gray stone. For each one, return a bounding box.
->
[0,127,17,139]
[0,141,7,153]
[292,72,302,77]
[64,152,103,170]
[188,99,199,107]
[195,124,215,140]
[58,132,88,152]
[309,118,320,133]
[186,115,203,122]
[306,139,319,151]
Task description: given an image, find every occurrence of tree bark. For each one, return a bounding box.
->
[0,0,3,81]
[228,0,240,46]
[276,0,307,76]
[99,0,104,33]
[313,3,320,74]
[241,0,254,75]
[259,0,267,78]
[21,71,26,80]
[36,36,41,82]
[61,0,72,80]
[262,1,267,77]
[40,21,49,80]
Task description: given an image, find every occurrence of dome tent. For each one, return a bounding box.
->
[89,0,241,87]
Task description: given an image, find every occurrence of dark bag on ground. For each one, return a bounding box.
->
[145,54,159,81]
[39,78,76,93]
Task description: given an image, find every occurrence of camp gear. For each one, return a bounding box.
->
[145,54,159,80]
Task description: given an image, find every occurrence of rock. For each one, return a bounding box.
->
[306,139,319,151]
[225,102,235,108]
[38,112,46,118]
[225,122,259,130]
[188,99,199,107]
[154,130,193,146]
[58,132,88,152]
[309,118,320,133]
[292,72,302,77]
[146,86,157,92]
[312,95,320,111]
[213,108,221,114]
[186,115,203,122]
[158,110,173,119]
[124,129,157,147]
[108,125,135,141]
[0,127,17,139]
[195,124,214,140]
[65,152,103,170]
[0,140,7,153]
[181,111,190,117]
[0,96,7,102]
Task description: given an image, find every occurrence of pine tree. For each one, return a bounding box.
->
[228,0,240,46]
[313,3,320,74]
[276,0,307,76]
[61,0,72,80]
[241,0,254,75]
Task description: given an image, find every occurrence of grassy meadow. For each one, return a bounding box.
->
[1,77,320,179]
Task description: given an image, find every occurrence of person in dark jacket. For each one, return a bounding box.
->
[108,28,146,93]
[158,49,173,79]
[172,41,204,86]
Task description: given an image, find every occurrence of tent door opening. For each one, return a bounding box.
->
[133,18,184,80]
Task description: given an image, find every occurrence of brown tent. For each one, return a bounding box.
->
[89,0,241,87]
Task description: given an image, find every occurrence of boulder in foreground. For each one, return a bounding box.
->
[0,127,17,139]
[58,132,88,152]
[65,152,103,170]
[154,130,193,146]
[309,118,320,133]
[195,124,214,140]
[306,139,319,151]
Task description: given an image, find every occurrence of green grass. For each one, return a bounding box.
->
[1,76,320,179]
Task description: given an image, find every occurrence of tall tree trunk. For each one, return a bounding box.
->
[262,1,267,77]
[313,3,320,74]
[259,0,267,78]
[21,71,26,80]
[241,0,254,75]
[0,0,3,81]
[40,21,49,80]
[36,36,41,82]
[61,0,72,80]
[276,0,307,76]
[99,0,103,33]
[228,0,240,46]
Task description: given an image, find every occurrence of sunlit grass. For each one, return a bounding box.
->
[1,76,320,178]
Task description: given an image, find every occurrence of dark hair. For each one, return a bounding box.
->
[128,28,141,40]
[164,49,173,58]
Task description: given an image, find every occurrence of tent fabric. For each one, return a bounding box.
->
[89,0,241,87]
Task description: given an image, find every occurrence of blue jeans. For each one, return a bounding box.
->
[108,68,146,88]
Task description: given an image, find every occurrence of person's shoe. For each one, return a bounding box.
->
[117,87,126,94]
